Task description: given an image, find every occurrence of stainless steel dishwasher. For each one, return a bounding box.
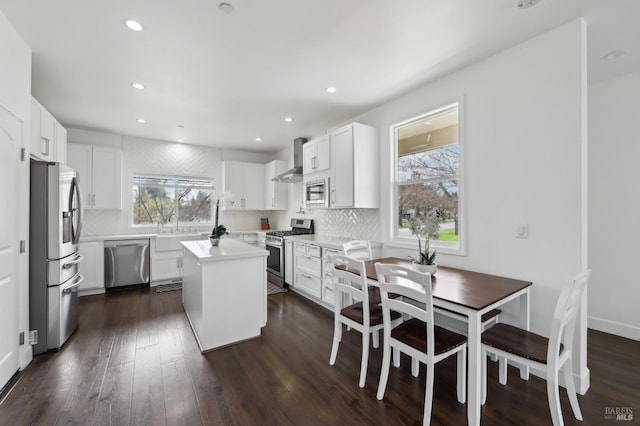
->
[104,239,150,288]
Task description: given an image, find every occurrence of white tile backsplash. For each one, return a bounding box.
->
[301,208,380,241]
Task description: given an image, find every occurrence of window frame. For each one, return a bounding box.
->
[129,171,216,229]
[388,99,466,256]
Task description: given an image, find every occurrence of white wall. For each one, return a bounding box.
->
[588,71,640,340]
[68,129,278,235]
[0,9,32,369]
[349,20,589,387]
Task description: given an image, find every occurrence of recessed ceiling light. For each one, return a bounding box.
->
[602,50,626,61]
[219,3,234,14]
[284,117,293,122]
[136,118,147,123]
[516,0,541,9]
[255,137,262,142]
[125,20,143,32]
[326,87,337,93]
[423,121,432,125]
[131,82,145,90]
[176,138,184,143]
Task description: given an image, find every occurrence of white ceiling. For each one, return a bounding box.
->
[1,0,638,153]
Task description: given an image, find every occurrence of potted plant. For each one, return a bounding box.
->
[210,193,232,246]
[408,209,440,274]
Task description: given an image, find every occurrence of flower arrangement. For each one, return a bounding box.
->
[210,192,233,244]
[408,209,440,266]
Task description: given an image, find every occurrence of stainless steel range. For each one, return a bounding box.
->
[266,218,314,287]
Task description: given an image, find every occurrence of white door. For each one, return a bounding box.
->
[243,162,265,210]
[331,126,354,208]
[0,105,21,389]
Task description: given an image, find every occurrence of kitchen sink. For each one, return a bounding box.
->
[155,233,207,251]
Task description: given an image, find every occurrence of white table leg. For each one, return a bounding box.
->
[467,312,482,426]
[519,289,530,380]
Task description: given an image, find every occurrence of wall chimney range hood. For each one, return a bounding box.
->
[272,137,308,183]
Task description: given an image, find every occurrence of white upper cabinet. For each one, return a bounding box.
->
[330,122,379,208]
[222,161,265,210]
[30,98,57,162]
[264,160,288,210]
[303,135,330,175]
[67,144,122,210]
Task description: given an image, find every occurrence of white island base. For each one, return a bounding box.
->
[181,239,269,352]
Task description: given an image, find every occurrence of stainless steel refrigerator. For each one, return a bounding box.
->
[29,160,83,355]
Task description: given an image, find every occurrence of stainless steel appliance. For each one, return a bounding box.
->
[266,218,314,287]
[304,178,329,208]
[272,138,308,183]
[29,161,83,355]
[104,239,150,289]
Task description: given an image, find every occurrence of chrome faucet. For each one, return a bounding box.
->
[167,213,179,232]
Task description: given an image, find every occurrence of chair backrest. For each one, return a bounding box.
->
[328,253,370,319]
[547,269,592,364]
[342,240,373,261]
[374,263,436,353]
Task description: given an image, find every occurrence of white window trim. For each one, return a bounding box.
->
[129,170,216,229]
[388,98,467,256]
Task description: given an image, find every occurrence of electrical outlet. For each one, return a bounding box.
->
[516,224,529,239]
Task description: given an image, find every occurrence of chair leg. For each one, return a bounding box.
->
[359,331,370,388]
[411,357,419,377]
[372,329,380,349]
[498,357,507,385]
[393,348,401,368]
[457,348,466,404]
[377,342,392,400]
[563,358,583,421]
[329,319,342,365]
[547,369,563,426]
[423,362,435,426]
[481,349,487,405]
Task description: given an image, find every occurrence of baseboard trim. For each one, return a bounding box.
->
[588,316,640,341]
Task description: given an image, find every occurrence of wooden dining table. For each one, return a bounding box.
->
[362,257,533,426]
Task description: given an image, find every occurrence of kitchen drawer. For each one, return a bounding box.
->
[295,272,322,299]
[307,245,321,257]
[295,242,307,255]
[322,275,335,306]
[296,253,321,276]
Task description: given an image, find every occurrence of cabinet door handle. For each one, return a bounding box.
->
[41,137,50,156]
[331,189,335,204]
[92,193,96,206]
[272,197,275,208]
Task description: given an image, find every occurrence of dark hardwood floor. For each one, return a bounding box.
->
[1,288,638,425]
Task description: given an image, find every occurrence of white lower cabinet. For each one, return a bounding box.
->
[293,242,322,299]
[284,239,293,286]
[78,241,104,293]
[151,250,183,283]
[150,235,208,284]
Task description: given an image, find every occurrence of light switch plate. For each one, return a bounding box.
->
[516,224,529,239]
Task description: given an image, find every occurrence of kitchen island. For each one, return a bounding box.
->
[181,238,269,352]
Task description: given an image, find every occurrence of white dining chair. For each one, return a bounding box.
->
[481,269,592,426]
[342,239,373,261]
[327,254,402,388]
[374,263,467,425]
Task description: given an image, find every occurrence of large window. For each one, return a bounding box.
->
[393,102,462,252]
[132,174,214,226]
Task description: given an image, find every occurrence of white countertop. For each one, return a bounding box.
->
[81,233,157,242]
[181,238,268,262]
[80,229,267,242]
[284,234,382,250]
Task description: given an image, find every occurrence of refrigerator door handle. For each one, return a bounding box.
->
[63,274,84,293]
[62,253,84,269]
[70,177,83,244]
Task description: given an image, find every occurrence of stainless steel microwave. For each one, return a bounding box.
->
[304,178,329,208]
